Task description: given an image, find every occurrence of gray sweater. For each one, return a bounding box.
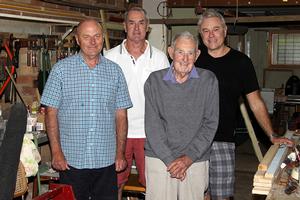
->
[144,67,219,166]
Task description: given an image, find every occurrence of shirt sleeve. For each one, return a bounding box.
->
[40,64,62,108]
[115,68,132,110]
[240,55,260,95]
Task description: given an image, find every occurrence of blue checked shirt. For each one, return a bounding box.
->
[41,53,132,169]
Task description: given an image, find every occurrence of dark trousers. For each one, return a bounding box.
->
[59,164,117,200]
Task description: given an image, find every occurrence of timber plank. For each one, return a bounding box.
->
[258,144,279,171]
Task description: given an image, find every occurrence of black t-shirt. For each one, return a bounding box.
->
[195,48,259,142]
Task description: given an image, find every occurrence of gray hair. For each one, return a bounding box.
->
[171,31,199,50]
[124,7,149,24]
[197,9,226,28]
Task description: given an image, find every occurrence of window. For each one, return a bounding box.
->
[270,31,300,67]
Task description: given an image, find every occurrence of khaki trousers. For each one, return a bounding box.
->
[145,156,209,200]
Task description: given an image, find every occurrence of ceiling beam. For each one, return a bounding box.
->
[167,0,300,7]
[150,15,300,25]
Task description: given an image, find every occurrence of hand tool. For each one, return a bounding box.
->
[0,41,15,97]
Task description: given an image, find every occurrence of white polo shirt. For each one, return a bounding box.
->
[104,40,169,138]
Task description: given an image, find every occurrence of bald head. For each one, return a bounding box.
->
[76,19,103,36]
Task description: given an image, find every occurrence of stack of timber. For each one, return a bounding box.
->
[252,131,294,195]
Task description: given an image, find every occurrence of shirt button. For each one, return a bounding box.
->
[89,128,94,132]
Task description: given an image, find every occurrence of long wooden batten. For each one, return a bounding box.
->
[150,15,300,26]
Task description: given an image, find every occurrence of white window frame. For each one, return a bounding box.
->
[269,31,300,68]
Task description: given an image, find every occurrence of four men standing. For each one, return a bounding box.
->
[41,6,289,200]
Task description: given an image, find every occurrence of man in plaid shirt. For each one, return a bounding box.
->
[41,19,132,200]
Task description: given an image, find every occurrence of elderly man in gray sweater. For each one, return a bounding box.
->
[144,31,219,200]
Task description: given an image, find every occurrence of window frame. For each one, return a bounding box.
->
[268,30,300,69]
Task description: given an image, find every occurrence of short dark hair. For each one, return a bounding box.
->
[124,7,149,24]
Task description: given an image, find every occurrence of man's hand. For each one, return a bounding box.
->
[271,136,294,147]
[52,151,69,171]
[167,155,193,181]
[115,153,127,172]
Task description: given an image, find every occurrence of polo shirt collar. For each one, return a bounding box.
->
[120,39,151,57]
[163,63,199,84]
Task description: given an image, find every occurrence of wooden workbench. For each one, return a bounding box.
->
[252,131,300,199]
[266,176,300,200]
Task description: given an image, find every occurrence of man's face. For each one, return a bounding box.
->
[168,37,200,76]
[199,17,227,52]
[75,20,104,59]
[124,10,148,43]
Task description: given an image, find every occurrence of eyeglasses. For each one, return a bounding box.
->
[174,49,196,58]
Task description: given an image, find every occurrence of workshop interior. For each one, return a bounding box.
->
[0,0,300,200]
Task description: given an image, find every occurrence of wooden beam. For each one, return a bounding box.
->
[258,144,279,171]
[100,9,110,50]
[150,15,300,25]
[167,0,300,7]
[0,0,87,23]
[264,146,288,178]
[240,102,263,162]
[226,15,300,23]
[264,131,293,179]
[42,0,125,11]
[106,22,124,31]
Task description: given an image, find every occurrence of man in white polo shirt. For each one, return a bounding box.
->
[105,6,169,200]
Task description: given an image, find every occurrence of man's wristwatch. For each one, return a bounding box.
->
[270,133,281,140]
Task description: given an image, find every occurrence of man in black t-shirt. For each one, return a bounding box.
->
[196,9,293,200]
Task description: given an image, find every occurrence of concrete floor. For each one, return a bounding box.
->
[235,138,268,200]
[22,138,266,200]
[121,137,267,200]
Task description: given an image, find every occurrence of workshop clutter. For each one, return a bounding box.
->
[285,75,300,96]
[0,35,17,103]
[27,34,79,68]
[26,34,79,95]
[280,144,300,195]
[20,134,41,177]
[253,131,300,198]
[26,101,45,133]
[33,183,76,200]
[0,31,79,107]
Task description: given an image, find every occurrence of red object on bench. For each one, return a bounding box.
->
[33,183,75,200]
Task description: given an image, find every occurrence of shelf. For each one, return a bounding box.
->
[0,0,87,24]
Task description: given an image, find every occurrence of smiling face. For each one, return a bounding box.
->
[168,37,200,82]
[199,16,227,54]
[124,10,148,43]
[75,20,104,60]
